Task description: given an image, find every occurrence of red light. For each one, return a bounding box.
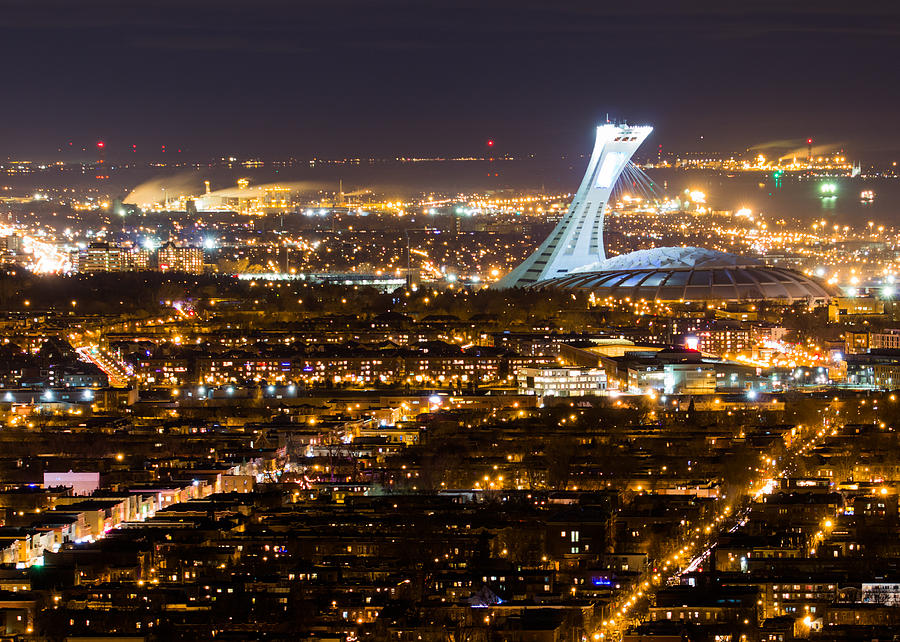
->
[807,138,813,145]
[97,140,105,148]
[487,139,494,147]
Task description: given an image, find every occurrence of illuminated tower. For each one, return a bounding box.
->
[495,123,652,288]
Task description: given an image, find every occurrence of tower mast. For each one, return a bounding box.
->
[494,123,652,288]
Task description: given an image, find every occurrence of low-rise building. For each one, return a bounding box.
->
[517,366,607,397]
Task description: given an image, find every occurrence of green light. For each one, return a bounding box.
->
[819,183,837,195]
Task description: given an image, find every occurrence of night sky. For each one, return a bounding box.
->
[3,0,900,160]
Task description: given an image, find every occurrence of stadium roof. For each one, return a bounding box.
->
[531,246,834,304]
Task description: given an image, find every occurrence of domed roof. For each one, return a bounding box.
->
[573,247,761,273]
[531,248,835,303]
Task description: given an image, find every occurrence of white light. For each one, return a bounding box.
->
[595,152,626,189]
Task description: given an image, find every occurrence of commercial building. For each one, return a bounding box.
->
[517,366,607,397]
[845,329,900,354]
[75,243,150,273]
[157,242,204,274]
[76,242,128,273]
[829,296,884,322]
[679,319,752,357]
[845,350,900,389]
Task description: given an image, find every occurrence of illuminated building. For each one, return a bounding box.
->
[192,179,296,214]
[516,366,607,397]
[846,352,900,389]
[543,248,833,305]
[828,296,884,321]
[130,248,151,270]
[845,329,900,354]
[679,321,751,357]
[236,178,249,214]
[131,341,551,388]
[77,242,128,273]
[157,242,204,274]
[628,360,716,395]
[261,186,292,210]
[2,234,22,254]
[75,243,151,273]
[497,123,653,288]
[499,124,836,304]
[135,355,191,385]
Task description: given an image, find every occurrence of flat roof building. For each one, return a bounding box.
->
[517,366,607,398]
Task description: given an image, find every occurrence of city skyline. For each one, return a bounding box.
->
[3,3,900,640]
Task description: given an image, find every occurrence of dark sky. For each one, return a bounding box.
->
[2,0,899,160]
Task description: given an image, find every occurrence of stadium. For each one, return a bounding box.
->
[533,247,833,304]
[496,124,835,304]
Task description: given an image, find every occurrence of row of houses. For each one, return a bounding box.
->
[129,341,555,387]
[0,463,266,568]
